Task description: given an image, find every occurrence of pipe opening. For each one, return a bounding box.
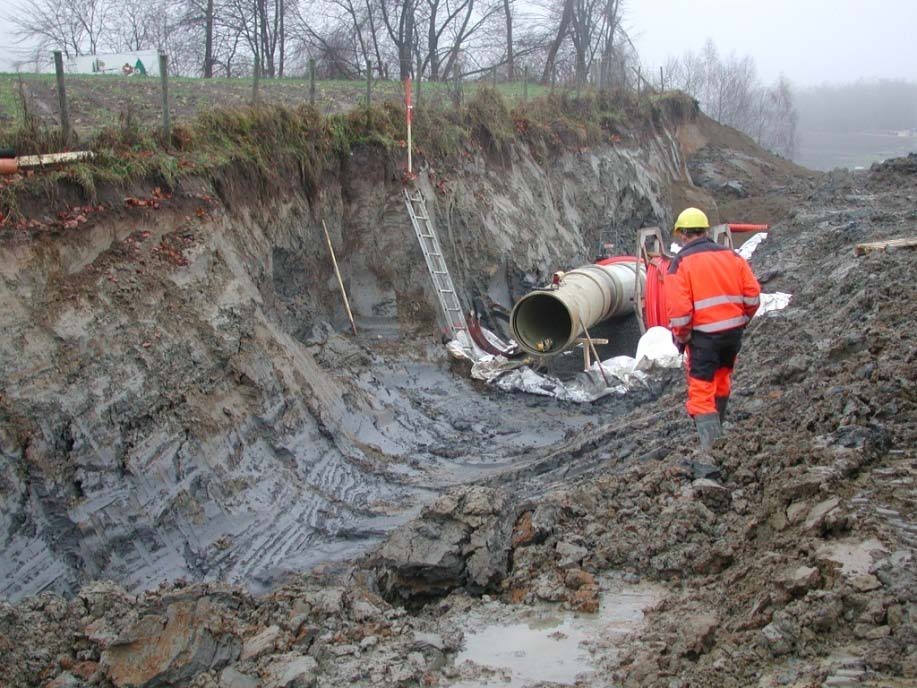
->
[511,292,574,355]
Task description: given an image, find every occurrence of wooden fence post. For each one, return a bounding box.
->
[452,60,461,109]
[659,65,665,91]
[366,60,372,108]
[523,65,529,102]
[53,51,70,145]
[159,52,170,141]
[252,58,260,104]
[309,58,316,105]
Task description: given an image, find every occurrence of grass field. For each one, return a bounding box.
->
[0,72,553,141]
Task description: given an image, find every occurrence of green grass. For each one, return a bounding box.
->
[0,81,696,224]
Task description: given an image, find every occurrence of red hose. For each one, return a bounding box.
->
[728,223,769,233]
[594,255,671,328]
[595,255,640,266]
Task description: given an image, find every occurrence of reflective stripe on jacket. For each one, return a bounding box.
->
[664,237,761,341]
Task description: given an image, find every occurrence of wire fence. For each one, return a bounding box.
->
[0,52,660,152]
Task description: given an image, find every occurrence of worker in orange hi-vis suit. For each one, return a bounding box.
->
[664,208,762,450]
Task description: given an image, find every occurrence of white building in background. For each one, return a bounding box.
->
[66,51,161,77]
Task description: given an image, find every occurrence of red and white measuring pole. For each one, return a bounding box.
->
[405,77,414,175]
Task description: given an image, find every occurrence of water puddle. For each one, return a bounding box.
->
[449,578,664,687]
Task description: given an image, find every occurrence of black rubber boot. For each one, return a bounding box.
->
[694,412,723,451]
[715,396,728,423]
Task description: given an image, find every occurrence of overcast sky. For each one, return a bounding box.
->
[1,0,916,86]
[627,0,917,87]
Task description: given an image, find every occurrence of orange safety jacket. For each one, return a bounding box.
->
[665,237,761,342]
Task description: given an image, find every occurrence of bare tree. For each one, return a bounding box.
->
[9,0,113,57]
[108,0,172,52]
[663,41,799,158]
[541,0,572,83]
[378,0,415,79]
[502,0,514,79]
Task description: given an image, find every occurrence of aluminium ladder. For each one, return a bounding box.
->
[403,188,468,343]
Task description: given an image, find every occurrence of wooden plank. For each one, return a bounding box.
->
[17,151,94,168]
[855,237,917,256]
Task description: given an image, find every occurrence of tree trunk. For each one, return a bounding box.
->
[400,5,414,79]
[204,0,214,77]
[428,7,440,80]
[503,0,514,80]
[542,0,574,83]
[278,0,285,77]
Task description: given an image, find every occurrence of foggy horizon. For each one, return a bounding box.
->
[627,0,917,88]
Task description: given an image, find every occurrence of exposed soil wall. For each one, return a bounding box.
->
[0,104,709,602]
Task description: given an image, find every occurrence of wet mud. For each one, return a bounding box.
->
[1,114,915,688]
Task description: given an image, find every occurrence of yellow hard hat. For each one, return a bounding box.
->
[674,207,709,233]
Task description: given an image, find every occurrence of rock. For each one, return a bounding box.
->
[46,673,82,688]
[777,565,821,597]
[568,585,600,613]
[360,635,379,650]
[374,487,514,602]
[71,661,100,681]
[768,509,788,532]
[690,479,731,512]
[720,180,747,197]
[533,570,566,602]
[859,598,887,625]
[511,512,536,547]
[262,654,318,688]
[220,666,260,688]
[785,501,810,524]
[691,545,734,575]
[328,644,357,657]
[886,604,904,628]
[555,541,588,569]
[412,632,446,652]
[778,472,825,501]
[816,538,889,578]
[530,504,561,539]
[850,574,881,592]
[307,589,345,616]
[759,621,794,656]
[350,598,382,622]
[101,598,241,688]
[564,569,597,590]
[679,614,718,657]
[804,497,841,532]
[241,625,283,661]
[679,460,722,481]
[853,624,890,640]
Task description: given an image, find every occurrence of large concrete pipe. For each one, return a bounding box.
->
[510,261,645,356]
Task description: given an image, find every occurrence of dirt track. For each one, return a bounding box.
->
[0,114,914,686]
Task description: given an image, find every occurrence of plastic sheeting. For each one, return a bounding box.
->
[467,326,683,403]
[737,231,768,259]
[756,292,792,315]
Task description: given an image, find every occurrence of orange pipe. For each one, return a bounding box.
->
[0,158,18,175]
[728,223,769,233]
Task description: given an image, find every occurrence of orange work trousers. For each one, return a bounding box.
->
[685,328,744,417]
